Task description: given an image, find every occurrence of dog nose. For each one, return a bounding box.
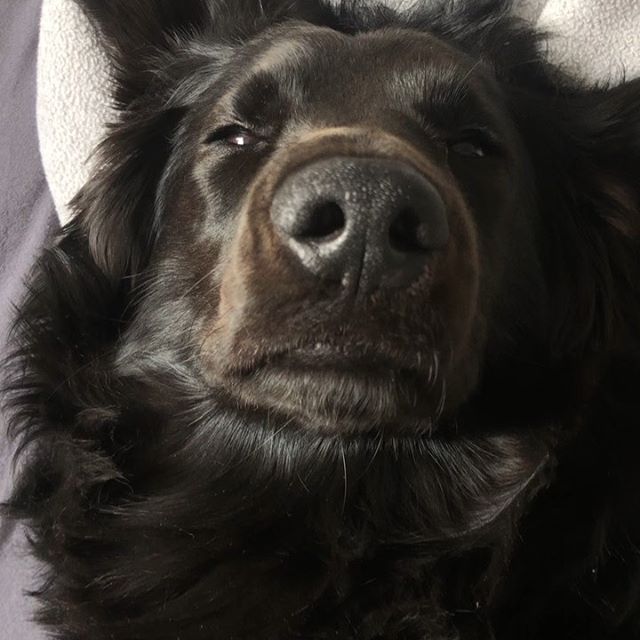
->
[270,157,449,293]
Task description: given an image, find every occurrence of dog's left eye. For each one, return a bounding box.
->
[448,129,498,159]
[206,125,261,148]
[450,140,487,158]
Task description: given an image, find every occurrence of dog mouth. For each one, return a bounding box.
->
[234,339,438,374]
[209,338,446,434]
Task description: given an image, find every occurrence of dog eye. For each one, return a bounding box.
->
[449,129,498,159]
[450,140,487,158]
[206,125,261,148]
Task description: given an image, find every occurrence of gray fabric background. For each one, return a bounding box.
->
[0,1,56,638]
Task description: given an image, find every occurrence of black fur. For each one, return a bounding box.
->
[3,1,640,639]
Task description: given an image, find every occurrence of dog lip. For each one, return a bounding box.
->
[211,339,445,435]
[222,339,437,378]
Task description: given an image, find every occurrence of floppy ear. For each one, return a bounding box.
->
[71,0,331,285]
[76,0,326,105]
[559,80,640,355]
[70,0,219,284]
[574,80,640,242]
[74,0,211,105]
[511,77,640,356]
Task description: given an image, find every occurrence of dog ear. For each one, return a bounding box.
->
[70,0,214,284]
[566,80,640,355]
[572,80,640,243]
[576,79,640,354]
[511,77,640,356]
[74,0,333,106]
[70,0,329,285]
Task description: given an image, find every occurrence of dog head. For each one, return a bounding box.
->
[73,0,640,437]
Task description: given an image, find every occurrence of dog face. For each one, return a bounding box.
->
[74,0,639,442]
[113,21,546,436]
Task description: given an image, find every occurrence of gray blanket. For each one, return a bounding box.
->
[0,1,55,638]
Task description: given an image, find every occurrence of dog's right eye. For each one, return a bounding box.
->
[205,125,262,148]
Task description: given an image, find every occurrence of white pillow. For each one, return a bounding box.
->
[38,0,111,226]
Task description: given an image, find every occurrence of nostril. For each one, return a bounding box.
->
[389,209,430,254]
[296,201,346,242]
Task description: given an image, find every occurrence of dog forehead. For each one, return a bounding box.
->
[218,25,481,123]
[246,24,471,88]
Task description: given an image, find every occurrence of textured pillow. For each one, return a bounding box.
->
[37,0,640,225]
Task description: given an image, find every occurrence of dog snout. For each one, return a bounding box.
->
[270,157,449,293]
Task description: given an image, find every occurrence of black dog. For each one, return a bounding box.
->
[5,1,640,638]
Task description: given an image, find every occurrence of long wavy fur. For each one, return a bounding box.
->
[3,1,640,639]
